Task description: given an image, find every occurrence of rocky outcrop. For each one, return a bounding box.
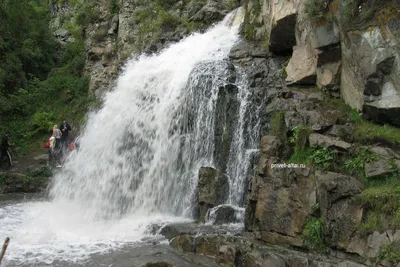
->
[162,222,370,267]
[285,44,317,85]
[49,0,238,96]
[198,167,229,222]
[244,0,400,127]
[0,167,51,193]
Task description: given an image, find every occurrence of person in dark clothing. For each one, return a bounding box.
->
[60,119,71,151]
[0,132,12,167]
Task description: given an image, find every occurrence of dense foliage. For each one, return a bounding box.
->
[0,0,98,154]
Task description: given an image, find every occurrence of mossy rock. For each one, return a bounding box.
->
[0,167,52,193]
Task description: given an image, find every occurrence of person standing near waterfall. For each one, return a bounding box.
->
[52,126,63,168]
[60,119,71,151]
[0,132,13,168]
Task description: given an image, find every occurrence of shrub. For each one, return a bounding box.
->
[31,111,57,135]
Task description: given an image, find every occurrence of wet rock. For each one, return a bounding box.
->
[206,205,243,225]
[195,235,225,256]
[170,234,194,253]
[309,133,352,151]
[216,245,237,266]
[286,45,317,85]
[0,171,50,194]
[138,262,173,267]
[364,160,393,179]
[198,167,229,222]
[214,84,239,171]
[160,225,181,241]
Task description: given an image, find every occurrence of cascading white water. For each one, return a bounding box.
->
[0,8,259,266]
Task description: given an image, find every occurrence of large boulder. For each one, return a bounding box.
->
[316,171,363,248]
[170,234,194,253]
[206,205,243,225]
[285,45,318,85]
[247,166,315,247]
[198,167,229,222]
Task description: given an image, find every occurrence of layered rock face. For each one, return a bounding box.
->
[240,0,400,266]
[244,0,400,126]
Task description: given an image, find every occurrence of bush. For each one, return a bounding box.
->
[31,111,57,134]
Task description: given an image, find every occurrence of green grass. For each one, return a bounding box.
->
[289,148,314,164]
[323,97,400,145]
[377,242,400,266]
[358,186,400,215]
[341,147,379,179]
[302,217,328,252]
[358,212,382,236]
[354,121,400,145]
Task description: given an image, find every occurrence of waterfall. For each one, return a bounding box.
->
[0,8,260,265]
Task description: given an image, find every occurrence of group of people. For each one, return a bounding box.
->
[0,119,80,169]
[46,119,79,168]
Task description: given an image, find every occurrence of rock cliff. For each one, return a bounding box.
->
[49,0,241,95]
